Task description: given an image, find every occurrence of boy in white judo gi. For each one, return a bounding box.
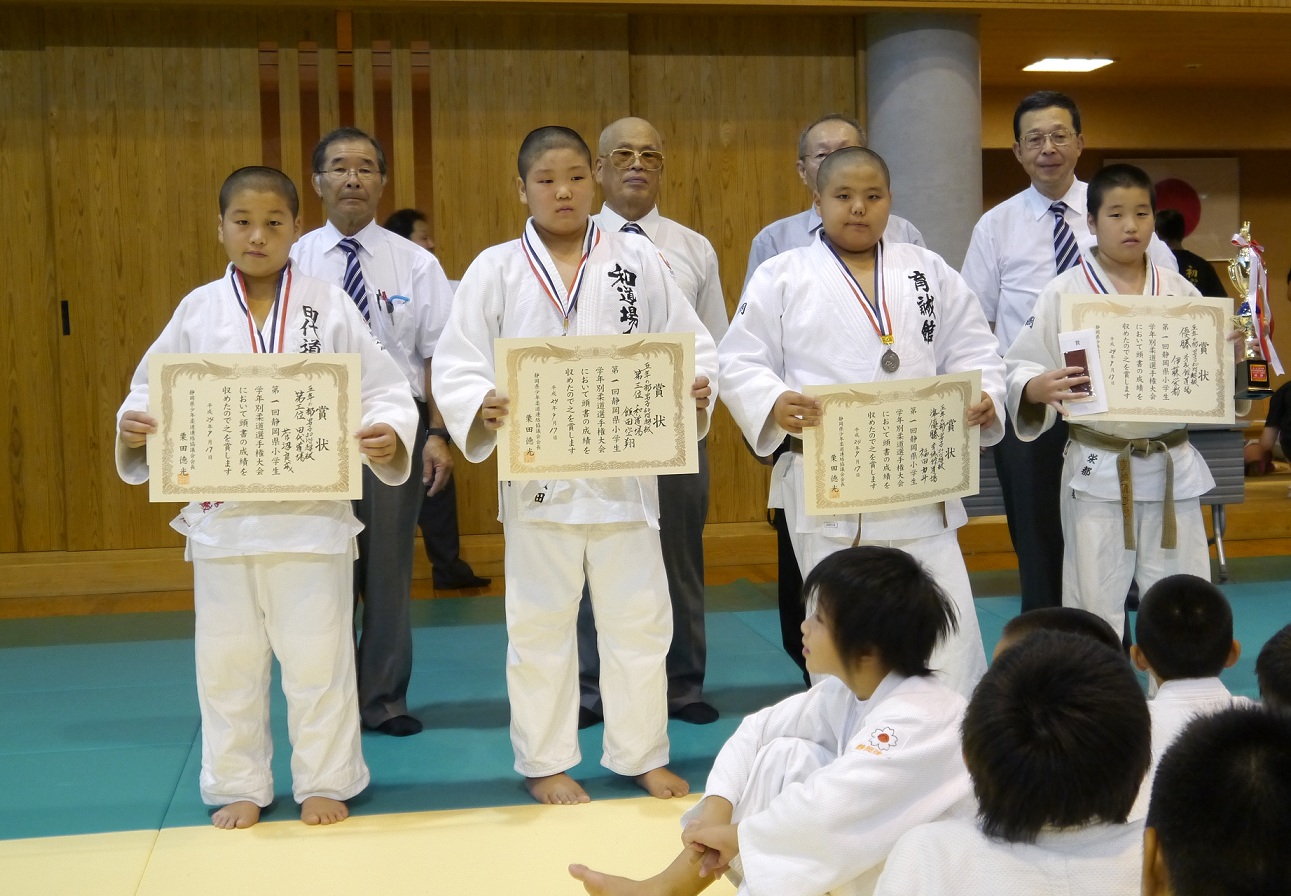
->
[1128,573,1249,818]
[1256,622,1291,711]
[430,126,718,805]
[1004,164,1228,638]
[875,630,1150,896]
[570,545,975,896]
[719,146,1005,697]
[116,167,418,829]
[1144,706,1291,896]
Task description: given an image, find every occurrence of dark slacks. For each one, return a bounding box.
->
[352,420,426,727]
[993,416,1067,613]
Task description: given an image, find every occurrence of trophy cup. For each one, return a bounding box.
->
[1228,222,1274,399]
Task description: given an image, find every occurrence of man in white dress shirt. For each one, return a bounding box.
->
[577,116,729,726]
[744,113,925,290]
[291,128,455,737]
[960,91,1177,615]
[744,114,926,681]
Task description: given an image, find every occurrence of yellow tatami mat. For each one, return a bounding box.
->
[4,797,739,896]
[0,829,157,896]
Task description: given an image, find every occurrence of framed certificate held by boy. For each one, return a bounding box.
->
[147,353,362,502]
[493,332,697,481]
[1060,294,1235,424]
[801,371,981,515]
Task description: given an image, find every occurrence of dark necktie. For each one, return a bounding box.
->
[338,237,370,321]
[1051,201,1080,273]
[620,222,648,238]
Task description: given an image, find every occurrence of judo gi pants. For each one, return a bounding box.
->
[192,551,369,807]
[682,739,863,896]
[505,518,671,778]
[782,494,987,697]
[1061,486,1209,639]
[577,438,710,714]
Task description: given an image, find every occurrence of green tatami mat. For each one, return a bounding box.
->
[3,568,1289,842]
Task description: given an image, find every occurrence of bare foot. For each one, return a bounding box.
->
[569,863,653,896]
[211,801,260,829]
[635,766,690,799]
[300,796,349,825]
[525,772,590,805]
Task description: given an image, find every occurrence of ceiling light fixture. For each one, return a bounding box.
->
[1023,58,1114,73]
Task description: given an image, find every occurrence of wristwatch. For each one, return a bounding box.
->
[427,427,451,442]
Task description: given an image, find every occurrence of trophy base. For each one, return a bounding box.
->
[1236,359,1273,400]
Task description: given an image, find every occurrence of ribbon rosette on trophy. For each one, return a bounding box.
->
[1228,222,1282,399]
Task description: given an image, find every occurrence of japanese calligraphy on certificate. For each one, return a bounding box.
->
[147,353,362,502]
[494,333,697,481]
[801,371,981,515]
[1060,295,1235,424]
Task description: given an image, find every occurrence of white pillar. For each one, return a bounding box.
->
[866,13,981,268]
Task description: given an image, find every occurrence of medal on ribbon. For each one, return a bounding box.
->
[522,220,601,332]
[825,238,898,372]
[229,261,293,353]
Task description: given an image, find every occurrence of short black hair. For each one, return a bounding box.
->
[218,166,299,218]
[1134,574,1233,681]
[801,545,957,676]
[1087,163,1156,219]
[798,113,866,160]
[1155,207,1186,243]
[964,631,1149,843]
[312,126,387,177]
[815,145,891,193]
[999,607,1122,654]
[517,126,592,180]
[1257,623,1291,711]
[1012,90,1082,142]
[1148,706,1291,895]
[383,208,427,240]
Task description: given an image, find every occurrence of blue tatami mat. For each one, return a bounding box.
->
[2,563,1289,842]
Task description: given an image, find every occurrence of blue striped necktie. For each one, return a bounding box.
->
[620,221,648,238]
[338,237,370,321]
[1050,201,1080,273]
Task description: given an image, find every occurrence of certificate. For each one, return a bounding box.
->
[494,333,697,481]
[1060,294,1235,424]
[800,371,981,515]
[147,353,362,502]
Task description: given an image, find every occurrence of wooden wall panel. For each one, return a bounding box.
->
[629,14,860,525]
[0,12,65,553]
[45,9,261,551]
[427,13,631,535]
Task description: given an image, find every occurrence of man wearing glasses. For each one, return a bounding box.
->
[743,113,925,290]
[960,91,1176,614]
[575,116,729,727]
[292,127,455,737]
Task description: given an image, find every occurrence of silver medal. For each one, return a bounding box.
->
[881,348,900,373]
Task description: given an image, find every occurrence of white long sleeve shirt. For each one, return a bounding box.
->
[962,180,1179,354]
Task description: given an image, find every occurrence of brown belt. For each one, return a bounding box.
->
[1067,424,1190,550]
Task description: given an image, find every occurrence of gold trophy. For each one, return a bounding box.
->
[1228,222,1274,399]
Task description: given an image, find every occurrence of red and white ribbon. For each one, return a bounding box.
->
[522,219,600,331]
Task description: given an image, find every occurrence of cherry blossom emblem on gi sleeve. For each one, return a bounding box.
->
[868,726,898,751]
